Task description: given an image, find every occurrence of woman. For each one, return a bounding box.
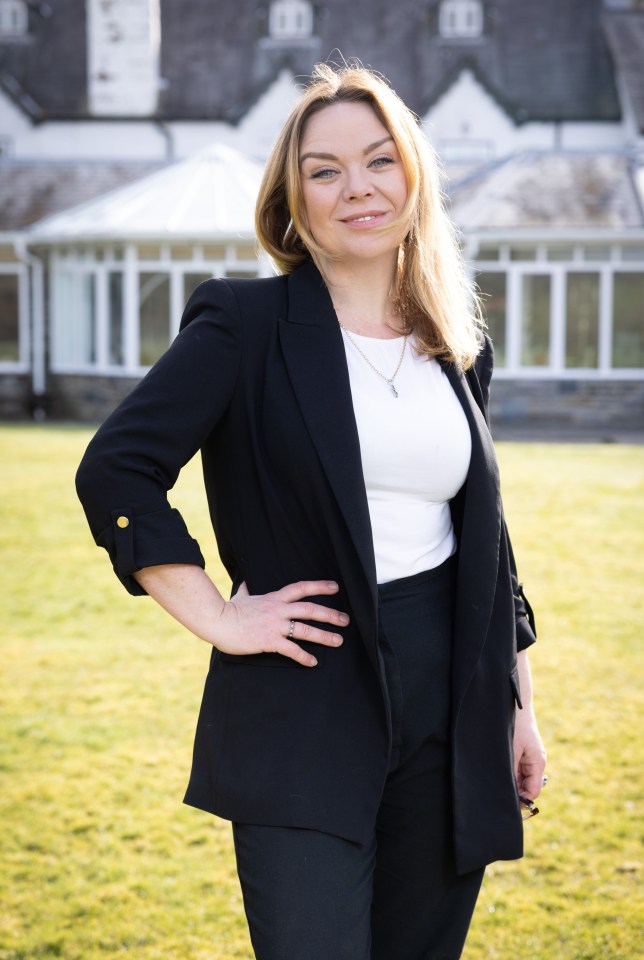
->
[76,64,546,960]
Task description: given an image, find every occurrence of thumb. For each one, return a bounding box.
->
[234,580,249,598]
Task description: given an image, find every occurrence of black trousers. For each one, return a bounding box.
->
[233,558,485,960]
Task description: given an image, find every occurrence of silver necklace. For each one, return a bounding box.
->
[338,320,408,398]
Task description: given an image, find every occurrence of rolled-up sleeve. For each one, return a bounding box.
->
[76,278,241,595]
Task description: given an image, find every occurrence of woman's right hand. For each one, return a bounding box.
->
[133,565,348,666]
[213,580,349,667]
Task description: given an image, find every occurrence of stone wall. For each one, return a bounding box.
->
[489,378,644,439]
[1,372,643,439]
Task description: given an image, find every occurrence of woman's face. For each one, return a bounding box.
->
[298,101,409,268]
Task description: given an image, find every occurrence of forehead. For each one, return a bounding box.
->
[299,101,391,152]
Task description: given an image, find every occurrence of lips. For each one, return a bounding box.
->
[341,211,387,224]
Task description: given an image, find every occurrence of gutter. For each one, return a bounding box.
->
[13,238,47,415]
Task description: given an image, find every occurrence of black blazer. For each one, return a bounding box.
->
[76,259,536,875]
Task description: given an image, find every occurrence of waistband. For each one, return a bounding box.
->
[377,552,457,601]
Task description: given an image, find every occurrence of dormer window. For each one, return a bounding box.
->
[439,0,483,39]
[269,0,313,41]
[0,0,28,37]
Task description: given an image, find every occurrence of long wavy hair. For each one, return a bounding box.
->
[255,62,483,369]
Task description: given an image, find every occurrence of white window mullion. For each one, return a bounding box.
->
[94,267,108,368]
[170,267,183,340]
[506,268,521,372]
[123,243,139,369]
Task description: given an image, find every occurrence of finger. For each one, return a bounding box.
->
[235,581,249,597]
[278,580,340,603]
[289,621,344,647]
[274,639,319,668]
[287,600,350,628]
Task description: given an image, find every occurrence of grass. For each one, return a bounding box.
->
[0,425,642,959]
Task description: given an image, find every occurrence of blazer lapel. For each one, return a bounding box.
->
[444,363,502,709]
[278,262,378,631]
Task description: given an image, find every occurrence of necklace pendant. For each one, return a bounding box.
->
[390,382,399,398]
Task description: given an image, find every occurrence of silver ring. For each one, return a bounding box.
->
[542,774,549,787]
[288,619,295,640]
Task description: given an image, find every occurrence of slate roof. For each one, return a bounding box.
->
[0,0,623,124]
[0,159,165,230]
[448,152,644,230]
[603,9,644,134]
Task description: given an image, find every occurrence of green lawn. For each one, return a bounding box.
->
[1,425,642,960]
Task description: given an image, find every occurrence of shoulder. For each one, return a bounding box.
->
[179,273,288,333]
[472,332,494,401]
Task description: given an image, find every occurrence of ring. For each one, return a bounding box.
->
[542,775,549,787]
[288,619,295,640]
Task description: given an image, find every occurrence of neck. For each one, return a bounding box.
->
[315,253,402,337]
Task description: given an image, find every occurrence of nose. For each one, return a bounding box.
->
[343,165,374,201]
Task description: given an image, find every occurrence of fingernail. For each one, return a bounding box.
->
[339,613,350,625]
[327,581,339,590]
[331,635,343,645]
[308,657,318,667]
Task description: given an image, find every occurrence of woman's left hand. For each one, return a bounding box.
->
[513,650,547,800]
[513,710,547,801]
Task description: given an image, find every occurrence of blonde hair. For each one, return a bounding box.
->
[255,62,483,369]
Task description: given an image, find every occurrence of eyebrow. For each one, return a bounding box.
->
[299,136,394,165]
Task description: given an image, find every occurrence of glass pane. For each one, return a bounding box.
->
[582,246,611,262]
[477,271,506,366]
[521,274,551,366]
[139,272,170,366]
[137,244,161,260]
[224,269,259,279]
[0,273,19,361]
[234,244,257,260]
[621,247,644,263]
[202,244,226,260]
[108,272,124,366]
[612,273,644,369]
[547,246,575,262]
[566,273,599,368]
[474,245,499,262]
[510,247,536,261]
[171,244,194,260]
[53,272,96,366]
[184,272,212,302]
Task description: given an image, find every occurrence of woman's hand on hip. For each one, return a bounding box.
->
[213,580,349,667]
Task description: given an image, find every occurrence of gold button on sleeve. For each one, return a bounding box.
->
[116,516,130,529]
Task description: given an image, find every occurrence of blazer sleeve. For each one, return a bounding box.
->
[471,335,537,652]
[75,278,241,595]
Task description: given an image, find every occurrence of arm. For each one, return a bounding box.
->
[470,336,546,795]
[133,564,348,667]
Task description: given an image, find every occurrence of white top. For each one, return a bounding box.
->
[341,330,472,584]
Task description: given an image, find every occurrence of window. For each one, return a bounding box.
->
[520,274,551,366]
[439,0,483,39]
[139,272,170,366]
[0,273,19,361]
[269,0,313,40]
[612,273,644,369]
[0,0,28,37]
[477,272,506,366]
[566,273,599,368]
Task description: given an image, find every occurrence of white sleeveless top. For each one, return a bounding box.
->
[341,331,472,584]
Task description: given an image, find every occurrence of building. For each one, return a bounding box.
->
[0,0,643,432]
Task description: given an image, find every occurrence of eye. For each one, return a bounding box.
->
[370,155,395,168]
[310,167,338,180]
